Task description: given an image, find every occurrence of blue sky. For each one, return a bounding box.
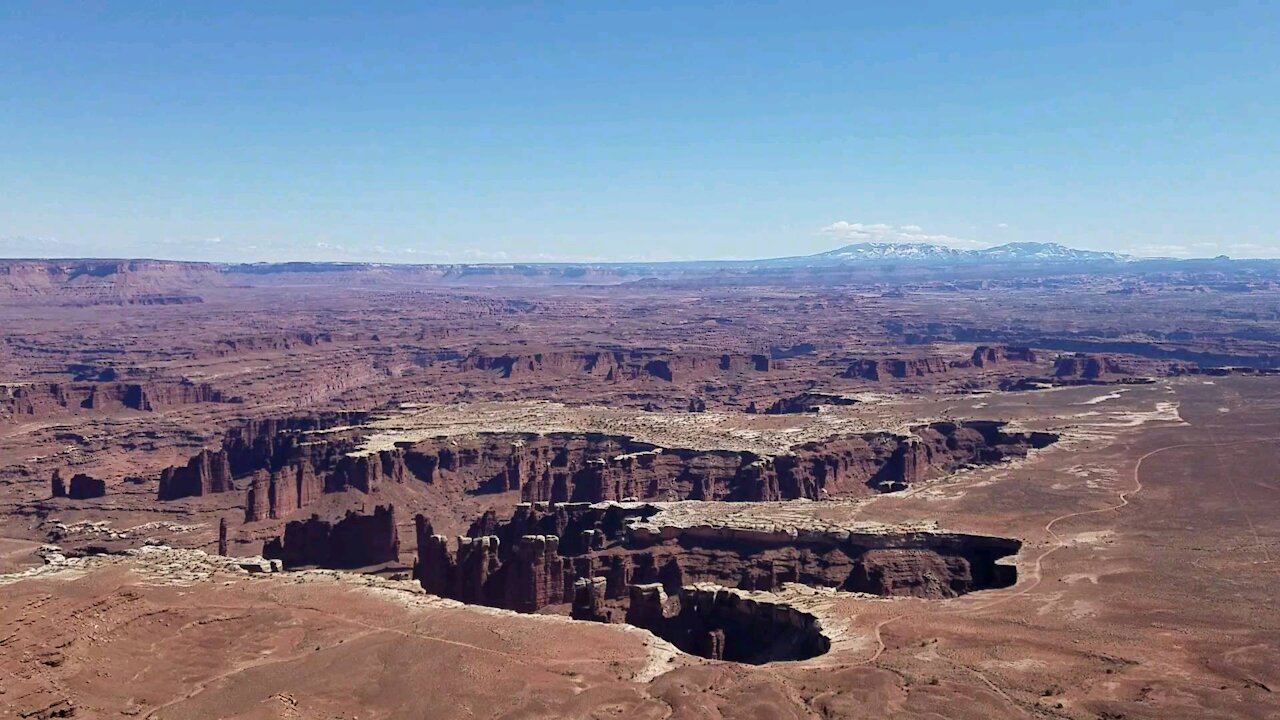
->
[2,2,1277,262]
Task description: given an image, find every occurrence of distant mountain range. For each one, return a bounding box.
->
[0,241,1257,302]
[770,241,1130,266]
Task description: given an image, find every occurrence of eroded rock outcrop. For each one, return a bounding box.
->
[414,502,1021,616]
[844,356,951,381]
[969,345,1038,367]
[158,449,234,500]
[67,473,106,500]
[176,414,1053,520]
[751,392,858,414]
[1053,353,1129,380]
[625,584,830,664]
[462,349,772,382]
[0,380,230,421]
[263,505,399,569]
[406,421,1055,503]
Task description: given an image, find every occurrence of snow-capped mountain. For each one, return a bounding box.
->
[793,241,1128,265]
[809,242,970,262]
[974,242,1128,262]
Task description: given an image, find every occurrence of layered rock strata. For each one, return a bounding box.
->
[414,502,1021,616]
[263,505,400,569]
[170,415,1053,517]
[462,349,772,382]
[844,356,952,380]
[625,584,830,664]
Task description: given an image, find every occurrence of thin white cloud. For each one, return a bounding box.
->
[1128,241,1275,259]
[819,221,988,250]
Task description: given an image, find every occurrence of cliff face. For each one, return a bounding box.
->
[263,505,399,569]
[753,392,858,415]
[386,421,1054,505]
[67,474,106,500]
[1054,353,1129,380]
[0,381,230,421]
[0,259,219,304]
[462,349,772,382]
[157,449,234,500]
[844,356,952,380]
[196,331,333,359]
[160,412,363,512]
[180,414,1053,517]
[969,345,1038,367]
[624,584,830,664]
[414,502,1023,616]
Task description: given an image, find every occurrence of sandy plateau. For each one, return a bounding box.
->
[3,261,1280,718]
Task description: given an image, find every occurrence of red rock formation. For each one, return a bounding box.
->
[176,413,1054,519]
[505,535,565,612]
[0,380,231,422]
[67,474,106,500]
[843,356,951,380]
[157,449,234,500]
[217,518,228,556]
[1054,353,1128,380]
[462,349,771,382]
[51,470,66,498]
[244,471,272,522]
[624,585,829,664]
[196,331,334,359]
[969,345,1038,367]
[263,505,400,569]
[571,577,611,622]
[758,392,857,414]
[0,259,220,304]
[845,548,975,597]
[414,504,1022,616]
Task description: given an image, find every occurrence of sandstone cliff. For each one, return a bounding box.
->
[843,356,952,380]
[263,505,400,569]
[414,502,1022,617]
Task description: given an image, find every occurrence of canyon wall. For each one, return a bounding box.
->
[462,349,773,382]
[263,505,400,569]
[0,381,230,421]
[844,357,952,381]
[624,584,830,664]
[165,415,1053,516]
[1054,353,1130,380]
[414,502,1022,616]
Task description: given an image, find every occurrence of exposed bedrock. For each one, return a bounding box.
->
[625,584,830,664]
[747,392,859,415]
[389,420,1055,504]
[0,380,231,421]
[461,349,773,382]
[66,473,106,500]
[1053,353,1130,380]
[263,505,400,569]
[843,356,952,380]
[195,331,333,359]
[158,412,367,504]
[844,345,1039,380]
[414,502,1022,618]
[967,345,1038,367]
[164,414,1055,516]
[157,449,235,500]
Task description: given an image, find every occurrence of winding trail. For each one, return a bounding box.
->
[850,435,1280,668]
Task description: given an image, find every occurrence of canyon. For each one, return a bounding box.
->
[3,256,1279,718]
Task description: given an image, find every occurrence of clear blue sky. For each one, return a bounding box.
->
[2,2,1277,262]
